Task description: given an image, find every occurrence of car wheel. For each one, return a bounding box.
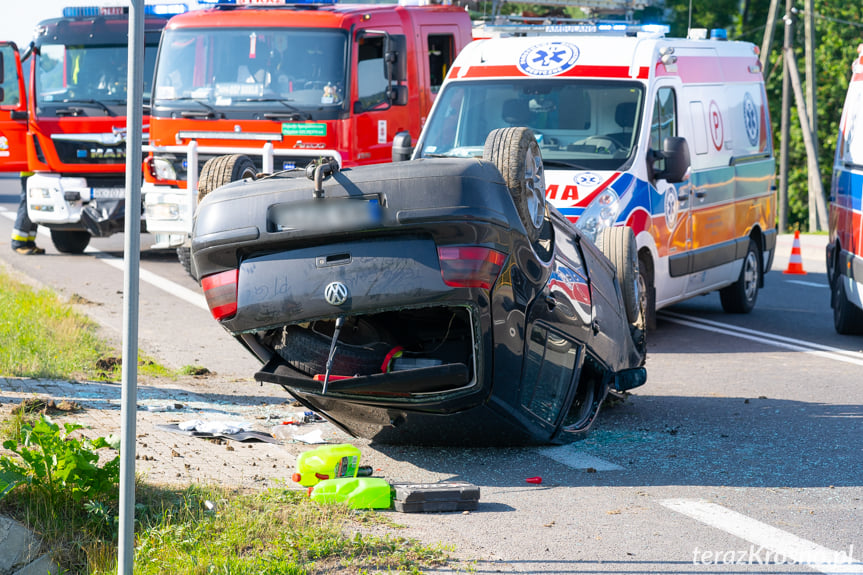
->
[197,154,257,203]
[50,229,90,254]
[275,324,393,378]
[832,276,863,335]
[719,238,760,313]
[638,251,657,331]
[483,127,546,244]
[596,226,640,324]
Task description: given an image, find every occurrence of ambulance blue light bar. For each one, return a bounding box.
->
[62,4,188,18]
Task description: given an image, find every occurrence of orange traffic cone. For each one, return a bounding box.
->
[783,230,807,275]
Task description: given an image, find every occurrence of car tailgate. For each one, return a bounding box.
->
[228,236,451,332]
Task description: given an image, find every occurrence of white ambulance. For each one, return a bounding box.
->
[408,24,777,328]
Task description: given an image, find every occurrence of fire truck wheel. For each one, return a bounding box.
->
[483,127,547,244]
[50,230,91,254]
[832,276,863,334]
[177,246,197,282]
[719,238,760,313]
[596,226,640,324]
[197,154,257,204]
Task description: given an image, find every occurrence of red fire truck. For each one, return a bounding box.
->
[0,5,179,253]
[141,0,473,271]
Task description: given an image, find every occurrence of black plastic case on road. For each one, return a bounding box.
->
[391,482,480,513]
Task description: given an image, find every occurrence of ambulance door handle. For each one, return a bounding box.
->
[694,189,707,199]
[677,188,690,201]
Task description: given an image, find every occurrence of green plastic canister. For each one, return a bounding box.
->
[308,477,392,509]
[291,443,361,487]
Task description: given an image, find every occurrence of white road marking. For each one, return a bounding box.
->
[786,279,829,289]
[538,445,623,471]
[0,207,208,311]
[659,310,863,366]
[661,499,863,574]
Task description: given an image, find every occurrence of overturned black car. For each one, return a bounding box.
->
[191,127,646,445]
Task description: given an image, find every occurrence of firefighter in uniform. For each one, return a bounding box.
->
[10,171,44,255]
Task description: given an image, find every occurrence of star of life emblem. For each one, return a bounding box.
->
[518,42,580,76]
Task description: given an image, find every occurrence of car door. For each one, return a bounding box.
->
[0,42,29,172]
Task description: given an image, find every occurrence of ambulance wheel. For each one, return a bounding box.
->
[638,251,657,331]
[51,230,90,254]
[484,127,546,244]
[197,154,257,204]
[832,276,863,335]
[720,238,760,313]
[596,226,640,324]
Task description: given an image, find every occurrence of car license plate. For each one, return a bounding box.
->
[271,198,381,232]
[91,187,126,199]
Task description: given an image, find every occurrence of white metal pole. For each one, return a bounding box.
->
[118,1,144,573]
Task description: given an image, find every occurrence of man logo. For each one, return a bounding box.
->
[324,281,349,306]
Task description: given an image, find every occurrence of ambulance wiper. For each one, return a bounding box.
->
[170,98,222,119]
[57,98,117,117]
[543,159,592,170]
[239,98,313,121]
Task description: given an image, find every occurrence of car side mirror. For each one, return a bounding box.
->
[392,131,413,162]
[650,136,690,183]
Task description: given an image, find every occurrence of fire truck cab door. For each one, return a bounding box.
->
[0,42,29,172]
[353,29,414,165]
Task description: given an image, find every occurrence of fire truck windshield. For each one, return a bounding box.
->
[153,27,348,120]
[418,79,645,172]
[35,43,159,115]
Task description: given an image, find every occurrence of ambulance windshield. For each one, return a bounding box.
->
[153,28,348,119]
[419,79,644,171]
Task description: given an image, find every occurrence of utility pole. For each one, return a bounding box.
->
[778,1,793,233]
[803,0,820,231]
[760,0,779,80]
[786,46,828,232]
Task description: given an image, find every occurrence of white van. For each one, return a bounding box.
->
[407,25,777,327]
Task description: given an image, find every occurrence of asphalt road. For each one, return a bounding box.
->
[1,174,861,574]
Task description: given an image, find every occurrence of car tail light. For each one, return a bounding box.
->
[438,246,506,289]
[201,269,238,320]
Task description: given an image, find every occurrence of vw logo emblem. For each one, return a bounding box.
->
[324,281,349,306]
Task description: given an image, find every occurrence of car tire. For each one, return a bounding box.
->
[720,238,760,313]
[197,154,257,203]
[275,325,393,377]
[832,276,863,335]
[50,229,90,254]
[596,226,640,324]
[483,127,546,244]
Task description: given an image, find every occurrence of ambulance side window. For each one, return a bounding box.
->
[428,35,455,95]
[650,87,677,149]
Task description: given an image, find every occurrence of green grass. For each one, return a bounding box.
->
[0,268,173,381]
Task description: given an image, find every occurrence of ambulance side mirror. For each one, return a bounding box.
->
[392,131,413,162]
[651,136,690,183]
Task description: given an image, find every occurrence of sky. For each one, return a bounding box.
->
[0,1,206,49]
